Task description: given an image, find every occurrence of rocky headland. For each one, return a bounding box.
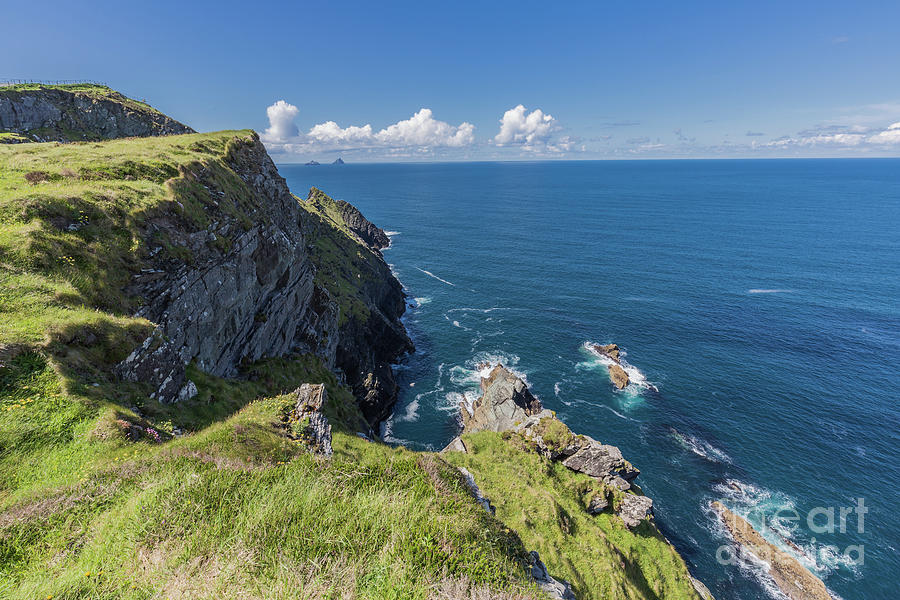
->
[0,83,193,143]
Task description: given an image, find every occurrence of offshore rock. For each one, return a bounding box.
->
[0,85,193,142]
[712,502,833,600]
[590,343,620,361]
[460,365,543,433]
[292,383,333,456]
[608,364,629,389]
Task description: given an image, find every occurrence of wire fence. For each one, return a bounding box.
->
[0,79,107,87]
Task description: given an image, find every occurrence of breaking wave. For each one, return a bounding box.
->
[669,427,732,464]
[415,267,456,286]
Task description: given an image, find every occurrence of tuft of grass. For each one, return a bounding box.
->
[443,432,704,600]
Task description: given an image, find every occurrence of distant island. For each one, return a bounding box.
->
[304,157,345,166]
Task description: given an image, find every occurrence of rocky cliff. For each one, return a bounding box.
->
[115,135,410,425]
[0,84,193,143]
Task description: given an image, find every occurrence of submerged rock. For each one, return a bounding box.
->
[608,364,629,389]
[712,502,833,600]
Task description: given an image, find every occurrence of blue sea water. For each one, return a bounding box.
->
[280,159,900,600]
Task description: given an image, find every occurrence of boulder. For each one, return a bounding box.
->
[457,467,494,514]
[529,551,576,600]
[608,364,629,389]
[441,436,468,453]
[618,494,653,529]
[587,493,609,515]
[562,439,640,482]
[292,384,333,456]
[461,365,543,433]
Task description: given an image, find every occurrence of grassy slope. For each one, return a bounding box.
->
[0,130,703,599]
[443,433,702,600]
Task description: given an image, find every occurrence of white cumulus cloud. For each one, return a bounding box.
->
[260,101,475,156]
[495,105,557,146]
[375,108,475,147]
[264,100,300,142]
[868,122,900,144]
[307,121,374,144]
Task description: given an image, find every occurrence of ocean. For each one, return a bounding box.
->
[280,159,900,600]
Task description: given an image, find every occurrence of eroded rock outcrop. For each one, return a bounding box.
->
[117,134,337,402]
[460,365,543,433]
[712,502,833,600]
[291,383,333,456]
[454,365,652,530]
[0,85,193,142]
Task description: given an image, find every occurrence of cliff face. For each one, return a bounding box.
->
[117,134,339,404]
[116,137,411,425]
[0,84,193,143]
[300,188,413,424]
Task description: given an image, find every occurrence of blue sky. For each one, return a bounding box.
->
[4,0,900,161]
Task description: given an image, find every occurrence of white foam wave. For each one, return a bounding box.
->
[748,289,794,294]
[711,479,860,581]
[412,296,432,306]
[445,351,527,415]
[384,230,400,236]
[415,267,456,286]
[669,427,732,464]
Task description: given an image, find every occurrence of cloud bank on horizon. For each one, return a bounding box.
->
[261,101,577,160]
[260,100,900,161]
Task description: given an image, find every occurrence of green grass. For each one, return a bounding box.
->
[443,432,704,600]
[0,351,544,599]
[0,130,255,351]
